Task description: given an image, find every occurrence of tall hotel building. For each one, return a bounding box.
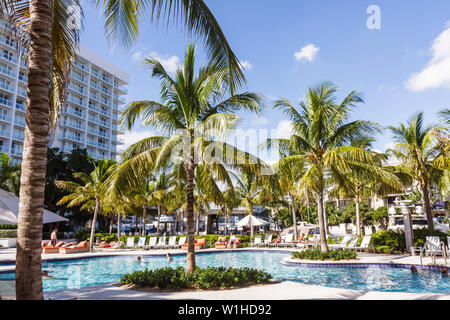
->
[0,18,128,162]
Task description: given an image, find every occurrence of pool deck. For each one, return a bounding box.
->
[1,247,449,300]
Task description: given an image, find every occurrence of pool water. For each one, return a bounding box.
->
[1,251,449,294]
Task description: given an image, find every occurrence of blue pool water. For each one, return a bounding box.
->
[1,251,449,294]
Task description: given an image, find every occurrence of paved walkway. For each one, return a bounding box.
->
[1,247,449,300]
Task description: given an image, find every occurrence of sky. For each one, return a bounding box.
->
[78,0,450,160]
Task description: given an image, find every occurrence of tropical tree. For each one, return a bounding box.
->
[55,159,116,251]
[3,0,245,299]
[329,137,401,236]
[388,113,447,229]
[267,82,379,252]
[0,153,21,195]
[119,45,262,272]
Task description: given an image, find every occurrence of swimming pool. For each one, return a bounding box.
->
[1,251,449,294]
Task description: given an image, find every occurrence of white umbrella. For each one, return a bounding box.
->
[236,214,269,227]
[0,188,68,225]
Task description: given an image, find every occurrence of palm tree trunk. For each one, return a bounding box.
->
[15,0,52,300]
[156,204,161,234]
[185,158,196,273]
[109,217,113,234]
[89,197,101,252]
[421,184,434,230]
[289,193,298,239]
[117,213,121,240]
[355,194,361,236]
[142,205,147,236]
[317,189,329,252]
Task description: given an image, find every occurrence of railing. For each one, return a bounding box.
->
[19,59,27,69]
[14,117,25,126]
[88,103,108,116]
[70,72,87,83]
[11,148,23,157]
[73,61,88,72]
[15,102,25,112]
[18,74,27,83]
[64,132,84,143]
[0,98,12,108]
[12,132,24,141]
[66,108,83,118]
[87,139,107,149]
[89,116,108,127]
[114,95,126,103]
[67,95,86,107]
[88,127,110,138]
[17,88,27,97]
[0,129,9,137]
[0,113,11,122]
[63,120,84,130]
[0,82,13,92]
[0,20,13,31]
[0,53,17,64]
[114,83,128,93]
[0,35,16,49]
[0,65,15,78]
[68,84,85,95]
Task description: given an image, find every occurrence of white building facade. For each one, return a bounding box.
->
[0,18,128,162]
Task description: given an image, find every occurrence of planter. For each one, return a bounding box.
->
[0,238,17,248]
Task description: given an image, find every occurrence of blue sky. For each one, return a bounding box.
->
[79,0,450,158]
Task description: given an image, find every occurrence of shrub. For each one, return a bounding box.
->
[291,248,357,261]
[0,224,17,230]
[120,266,272,289]
[75,229,117,242]
[0,229,17,238]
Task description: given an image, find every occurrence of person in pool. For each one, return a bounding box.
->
[410,266,418,274]
[166,253,173,261]
[42,270,55,279]
[136,256,142,262]
[441,267,448,276]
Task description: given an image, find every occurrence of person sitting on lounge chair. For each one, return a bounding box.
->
[227,233,236,248]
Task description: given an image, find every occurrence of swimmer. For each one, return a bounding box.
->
[42,270,55,279]
[136,256,142,262]
[410,266,418,274]
[166,253,173,261]
[441,267,448,276]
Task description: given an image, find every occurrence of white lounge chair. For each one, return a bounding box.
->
[167,236,177,249]
[283,233,295,247]
[137,237,146,248]
[264,234,273,247]
[155,236,167,249]
[329,235,352,249]
[252,235,262,247]
[352,235,373,252]
[125,237,135,248]
[177,236,186,248]
[147,236,158,249]
[343,237,359,250]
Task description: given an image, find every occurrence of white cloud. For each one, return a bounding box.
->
[240,60,253,70]
[405,26,450,92]
[294,44,320,62]
[276,120,293,139]
[132,50,182,74]
[119,129,155,151]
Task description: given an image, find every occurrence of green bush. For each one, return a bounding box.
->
[120,266,272,289]
[291,248,357,261]
[370,228,449,253]
[0,229,17,238]
[0,224,17,230]
[75,228,117,242]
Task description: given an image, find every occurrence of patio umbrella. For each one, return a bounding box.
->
[236,215,269,243]
[0,188,68,225]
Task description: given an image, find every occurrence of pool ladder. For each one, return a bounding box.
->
[419,241,448,267]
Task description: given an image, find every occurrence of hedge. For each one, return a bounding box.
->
[0,229,17,238]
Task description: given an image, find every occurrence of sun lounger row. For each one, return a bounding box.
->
[125,236,188,249]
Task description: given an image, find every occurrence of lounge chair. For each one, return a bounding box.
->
[59,241,90,254]
[252,235,262,247]
[341,237,359,250]
[264,234,273,247]
[352,235,373,252]
[420,236,447,264]
[147,236,158,249]
[125,237,135,248]
[329,235,352,249]
[215,236,228,249]
[136,237,146,248]
[281,234,295,247]
[177,236,186,248]
[231,237,241,248]
[167,236,177,249]
[155,236,167,249]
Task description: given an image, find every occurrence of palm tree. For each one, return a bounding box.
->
[120,45,261,272]
[268,82,379,252]
[55,159,116,251]
[329,137,402,235]
[388,113,446,229]
[4,0,246,299]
